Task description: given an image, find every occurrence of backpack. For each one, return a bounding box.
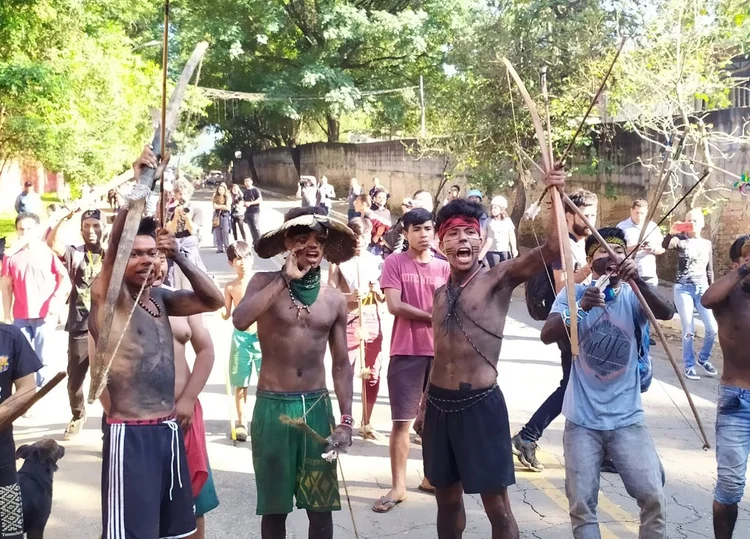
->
[524,265,556,321]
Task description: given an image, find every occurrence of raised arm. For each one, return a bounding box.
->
[175,314,215,428]
[47,212,75,258]
[490,170,565,289]
[702,264,748,309]
[92,148,160,301]
[232,251,306,330]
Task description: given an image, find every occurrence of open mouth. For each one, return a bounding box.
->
[456,247,472,264]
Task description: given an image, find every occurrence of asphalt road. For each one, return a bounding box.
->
[15,191,745,538]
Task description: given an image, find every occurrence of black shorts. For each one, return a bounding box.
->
[102,416,196,539]
[0,464,23,539]
[423,384,515,494]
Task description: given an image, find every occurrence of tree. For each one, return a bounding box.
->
[0,0,163,188]
[173,0,473,145]
[606,0,750,213]
[422,0,643,221]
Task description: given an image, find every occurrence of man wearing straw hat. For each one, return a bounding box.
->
[232,205,356,539]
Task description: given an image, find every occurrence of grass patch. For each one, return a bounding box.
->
[0,212,16,242]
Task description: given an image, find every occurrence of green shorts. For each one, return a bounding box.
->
[229,328,262,388]
[195,465,219,517]
[251,389,341,515]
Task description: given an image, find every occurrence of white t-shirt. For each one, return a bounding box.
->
[616,218,663,280]
[483,218,515,253]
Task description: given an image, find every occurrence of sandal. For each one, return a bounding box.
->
[372,496,404,513]
[235,423,248,442]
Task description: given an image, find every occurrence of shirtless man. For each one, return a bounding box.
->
[701,235,750,539]
[415,170,565,539]
[233,206,354,539]
[154,252,220,539]
[89,148,224,539]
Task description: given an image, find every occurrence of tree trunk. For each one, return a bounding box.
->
[510,176,527,230]
[326,114,340,143]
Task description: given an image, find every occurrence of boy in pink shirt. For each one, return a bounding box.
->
[1,212,69,386]
[373,208,450,513]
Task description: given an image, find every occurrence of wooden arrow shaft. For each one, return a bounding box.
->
[562,193,710,449]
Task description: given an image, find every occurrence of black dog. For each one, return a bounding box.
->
[16,439,65,539]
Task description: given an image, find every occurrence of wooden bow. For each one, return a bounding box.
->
[504,59,579,355]
[87,39,209,404]
[505,45,710,449]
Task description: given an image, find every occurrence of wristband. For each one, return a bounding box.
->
[575,302,590,321]
[562,308,572,328]
[739,265,750,279]
[340,414,354,428]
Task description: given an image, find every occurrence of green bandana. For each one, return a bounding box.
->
[289,266,322,306]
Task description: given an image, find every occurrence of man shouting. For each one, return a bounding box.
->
[416,170,566,539]
[233,206,355,539]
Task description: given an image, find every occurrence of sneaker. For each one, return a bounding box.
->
[685,368,700,381]
[511,433,544,472]
[64,414,87,440]
[699,361,718,377]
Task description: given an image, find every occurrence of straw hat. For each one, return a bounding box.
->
[255,212,358,264]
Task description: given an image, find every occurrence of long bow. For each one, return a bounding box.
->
[87,36,209,404]
[505,46,710,449]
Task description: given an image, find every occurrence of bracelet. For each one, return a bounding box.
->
[562,308,572,328]
[341,414,354,427]
[739,265,750,279]
[575,302,590,321]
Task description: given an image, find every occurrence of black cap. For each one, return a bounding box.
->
[81,209,102,223]
[729,235,750,262]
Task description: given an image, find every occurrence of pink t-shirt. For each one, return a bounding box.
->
[1,245,66,320]
[380,252,450,357]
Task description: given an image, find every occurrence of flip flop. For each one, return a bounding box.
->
[372,496,404,513]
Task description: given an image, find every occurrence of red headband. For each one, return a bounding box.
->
[438,215,481,241]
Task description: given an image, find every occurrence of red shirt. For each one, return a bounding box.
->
[1,244,67,320]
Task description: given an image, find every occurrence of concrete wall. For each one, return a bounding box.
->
[237,140,466,206]
[239,108,750,278]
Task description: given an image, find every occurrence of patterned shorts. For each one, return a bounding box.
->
[0,466,23,539]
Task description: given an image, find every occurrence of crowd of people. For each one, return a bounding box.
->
[0,152,747,539]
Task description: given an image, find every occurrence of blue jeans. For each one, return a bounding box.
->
[13,317,56,386]
[563,421,666,539]
[715,385,750,505]
[673,283,717,369]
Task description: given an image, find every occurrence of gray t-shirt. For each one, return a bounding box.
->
[617,218,663,280]
[551,283,648,430]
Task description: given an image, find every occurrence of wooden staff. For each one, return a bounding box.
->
[0,372,66,432]
[357,259,372,435]
[562,194,710,450]
[88,42,209,404]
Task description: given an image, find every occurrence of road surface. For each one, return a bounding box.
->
[16,191,744,538]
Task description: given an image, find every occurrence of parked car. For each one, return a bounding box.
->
[204,171,224,187]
